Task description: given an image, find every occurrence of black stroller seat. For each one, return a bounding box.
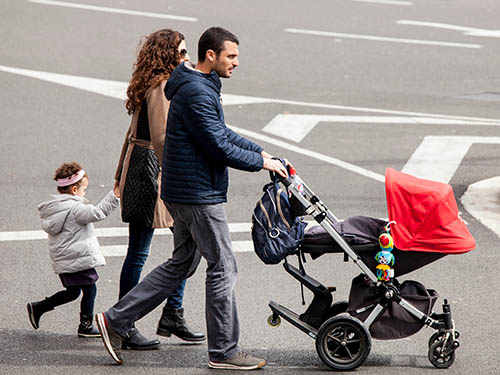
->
[301,215,447,277]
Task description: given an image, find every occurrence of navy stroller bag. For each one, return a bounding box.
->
[252,181,306,264]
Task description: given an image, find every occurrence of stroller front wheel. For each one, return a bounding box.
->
[428,340,456,368]
[315,315,371,371]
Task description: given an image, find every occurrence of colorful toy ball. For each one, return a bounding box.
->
[379,233,394,250]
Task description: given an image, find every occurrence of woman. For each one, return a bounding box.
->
[114,29,205,350]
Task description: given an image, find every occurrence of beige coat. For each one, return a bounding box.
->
[115,80,173,228]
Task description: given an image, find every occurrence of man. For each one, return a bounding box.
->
[96,26,289,370]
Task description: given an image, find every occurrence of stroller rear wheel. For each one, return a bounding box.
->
[315,315,371,371]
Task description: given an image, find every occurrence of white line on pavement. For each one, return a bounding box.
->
[398,20,500,38]
[353,0,413,5]
[229,124,386,182]
[28,0,198,22]
[0,223,252,242]
[285,28,483,49]
[101,241,255,257]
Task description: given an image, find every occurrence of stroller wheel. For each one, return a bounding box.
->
[315,315,371,371]
[267,314,281,327]
[428,340,456,369]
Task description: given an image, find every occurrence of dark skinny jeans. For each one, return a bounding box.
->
[119,222,184,309]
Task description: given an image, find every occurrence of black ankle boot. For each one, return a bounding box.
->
[27,298,54,329]
[78,314,101,338]
[122,326,161,350]
[157,307,205,342]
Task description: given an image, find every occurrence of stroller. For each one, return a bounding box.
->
[256,167,475,371]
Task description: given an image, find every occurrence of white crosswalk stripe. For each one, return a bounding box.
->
[0,223,256,257]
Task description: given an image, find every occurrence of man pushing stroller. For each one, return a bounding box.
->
[95,26,292,370]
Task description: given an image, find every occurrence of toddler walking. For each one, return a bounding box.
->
[27,161,119,337]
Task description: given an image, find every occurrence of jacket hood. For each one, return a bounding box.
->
[165,61,222,101]
[38,194,83,235]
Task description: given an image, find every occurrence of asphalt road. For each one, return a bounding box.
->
[1,0,500,374]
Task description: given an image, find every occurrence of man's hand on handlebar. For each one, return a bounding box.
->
[262,157,289,178]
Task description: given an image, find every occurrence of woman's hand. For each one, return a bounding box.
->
[113,180,120,198]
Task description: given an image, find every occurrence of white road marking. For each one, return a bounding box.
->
[222,94,271,106]
[100,241,255,257]
[2,65,500,125]
[0,65,128,100]
[1,224,255,257]
[398,20,500,38]
[462,177,500,239]
[285,28,483,49]
[262,114,499,143]
[0,223,252,242]
[402,136,500,183]
[229,124,385,182]
[28,0,198,22]
[353,0,412,5]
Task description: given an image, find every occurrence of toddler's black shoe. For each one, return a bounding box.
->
[27,298,54,329]
[78,314,101,338]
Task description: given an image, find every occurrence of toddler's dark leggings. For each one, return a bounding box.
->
[46,284,97,316]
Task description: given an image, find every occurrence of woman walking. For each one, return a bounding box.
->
[114,29,205,350]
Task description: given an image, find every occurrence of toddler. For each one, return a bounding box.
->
[27,161,119,337]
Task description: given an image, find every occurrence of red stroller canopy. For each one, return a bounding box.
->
[385,168,475,254]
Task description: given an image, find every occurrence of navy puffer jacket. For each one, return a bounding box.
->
[161,62,264,204]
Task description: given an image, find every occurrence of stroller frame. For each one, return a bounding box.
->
[267,172,460,370]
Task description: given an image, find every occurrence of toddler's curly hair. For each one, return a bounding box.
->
[54,161,88,193]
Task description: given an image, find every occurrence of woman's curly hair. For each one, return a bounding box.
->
[125,29,185,115]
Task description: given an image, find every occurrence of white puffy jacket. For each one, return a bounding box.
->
[38,191,119,274]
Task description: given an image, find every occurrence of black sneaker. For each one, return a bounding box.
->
[95,312,123,364]
[208,351,266,370]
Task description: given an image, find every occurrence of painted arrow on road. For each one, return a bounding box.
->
[262,114,500,143]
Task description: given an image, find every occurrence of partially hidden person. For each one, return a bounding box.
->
[27,161,119,337]
[114,29,205,350]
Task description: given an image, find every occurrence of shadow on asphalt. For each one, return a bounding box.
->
[1,329,432,371]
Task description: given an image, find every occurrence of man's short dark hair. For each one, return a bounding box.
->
[198,27,239,62]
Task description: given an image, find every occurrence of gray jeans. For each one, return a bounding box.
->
[105,202,240,361]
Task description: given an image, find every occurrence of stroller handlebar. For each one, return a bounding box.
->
[269,158,292,187]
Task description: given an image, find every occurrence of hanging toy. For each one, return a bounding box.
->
[375,223,396,282]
